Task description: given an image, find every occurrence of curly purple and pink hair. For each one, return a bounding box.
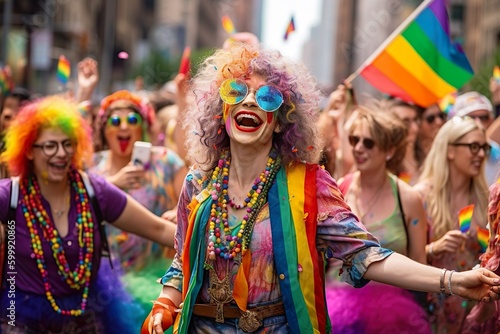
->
[183,43,322,170]
[1,96,93,177]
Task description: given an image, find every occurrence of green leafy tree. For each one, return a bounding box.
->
[131,48,216,89]
[468,48,500,99]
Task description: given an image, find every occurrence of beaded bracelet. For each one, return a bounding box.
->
[440,268,448,294]
[448,270,456,296]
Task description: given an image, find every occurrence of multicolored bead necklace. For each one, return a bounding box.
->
[206,150,281,260]
[20,169,94,316]
[227,168,268,210]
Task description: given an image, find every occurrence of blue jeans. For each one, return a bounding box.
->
[188,300,289,333]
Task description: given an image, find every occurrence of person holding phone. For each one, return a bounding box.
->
[91,90,187,331]
[142,43,500,334]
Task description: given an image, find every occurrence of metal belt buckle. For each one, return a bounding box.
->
[238,310,262,332]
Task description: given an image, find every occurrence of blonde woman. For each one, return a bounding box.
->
[415,116,490,333]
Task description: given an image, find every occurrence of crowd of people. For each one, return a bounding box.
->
[0,33,500,334]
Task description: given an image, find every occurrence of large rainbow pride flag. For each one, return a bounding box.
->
[357,0,473,108]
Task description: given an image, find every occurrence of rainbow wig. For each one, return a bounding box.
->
[96,90,155,149]
[184,42,322,171]
[1,96,93,177]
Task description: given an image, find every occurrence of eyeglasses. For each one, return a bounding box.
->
[424,112,447,124]
[219,79,284,112]
[348,135,376,149]
[32,140,75,157]
[450,142,491,155]
[106,112,142,128]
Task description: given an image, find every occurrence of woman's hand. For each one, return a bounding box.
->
[453,268,500,302]
[325,84,350,121]
[432,230,468,256]
[142,298,178,334]
[107,164,145,190]
[76,57,99,103]
[161,208,178,224]
[141,297,177,334]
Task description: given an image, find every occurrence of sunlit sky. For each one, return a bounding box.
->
[261,0,322,61]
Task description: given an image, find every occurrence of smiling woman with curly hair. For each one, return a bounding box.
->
[142,43,500,334]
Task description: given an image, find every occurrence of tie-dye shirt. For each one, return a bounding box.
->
[90,147,185,270]
[160,166,392,322]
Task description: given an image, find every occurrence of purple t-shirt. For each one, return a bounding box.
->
[0,173,127,296]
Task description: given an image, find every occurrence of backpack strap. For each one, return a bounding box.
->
[80,171,113,268]
[2,177,19,287]
[9,176,19,212]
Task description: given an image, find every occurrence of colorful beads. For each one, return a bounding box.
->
[20,169,94,316]
[206,150,281,260]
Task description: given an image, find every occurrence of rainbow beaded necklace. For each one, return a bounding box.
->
[206,150,281,260]
[20,169,94,316]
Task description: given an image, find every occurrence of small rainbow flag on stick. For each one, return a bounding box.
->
[56,55,70,85]
[494,65,500,83]
[477,227,489,253]
[458,204,474,233]
[0,66,14,95]
[221,15,236,35]
[284,16,296,41]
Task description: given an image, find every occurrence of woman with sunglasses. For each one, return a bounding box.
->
[414,116,490,333]
[91,90,187,330]
[325,105,431,333]
[0,96,176,333]
[418,103,447,156]
[142,43,500,334]
[387,99,426,185]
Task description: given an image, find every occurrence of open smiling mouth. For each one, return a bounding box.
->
[235,112,263,132]
[48,161,69,171]
[118,136,131,152]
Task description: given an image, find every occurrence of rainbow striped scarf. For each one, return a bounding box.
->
[175,163,330,333]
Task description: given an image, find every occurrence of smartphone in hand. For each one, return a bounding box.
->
[131,141,152,167]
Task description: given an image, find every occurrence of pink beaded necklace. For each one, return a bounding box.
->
[20,169,94,316]
[206,150,281,260]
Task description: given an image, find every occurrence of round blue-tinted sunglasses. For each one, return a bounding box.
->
[219,79,284,112]
[106,112,142,128]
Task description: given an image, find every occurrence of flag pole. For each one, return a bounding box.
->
[345,0,434,84]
